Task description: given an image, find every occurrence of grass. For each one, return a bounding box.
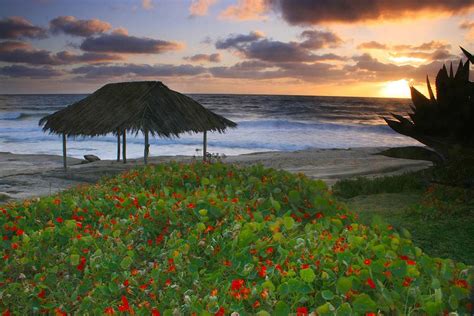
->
[333,167,474,265]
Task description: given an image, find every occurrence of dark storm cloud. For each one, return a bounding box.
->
[71,63,207,78]
[0,65,62,78]
[268,0,474,25]
[0,41,122,65]
[183,53,221,63]
[0,16,47,39]
[299,30,343,49]
[50,16,111,37]
[357,41,388,50]
[215,31,264,49]
[80,33,183,54]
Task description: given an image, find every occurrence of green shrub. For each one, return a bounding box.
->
[332,172,427,199]
[0,162,471,314]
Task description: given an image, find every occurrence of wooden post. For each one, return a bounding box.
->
[117,130,121,162]
[62,133,67,170]
[122,130,127,163]
[203,130,207,162]
[144,129,149,165]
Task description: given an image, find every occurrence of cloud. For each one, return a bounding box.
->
[80,33,183,54]
[216,30,344,63]
[0,65,62,78]
[299,30,343,49]
[0,40,122,65]
[460,21,474,29]
[268,0,474,25]
[411,41,451,51]
[349,53,457,82]
[219,0,269,21]
[357,41,388,50]
[189,0,218,16]
[215,31,264,49]
[183,53,221,63]
[71,63,207,79]
[142,0,154,10]
[390,49,455,61]
[50,16,111,37]
[0,16,47,39]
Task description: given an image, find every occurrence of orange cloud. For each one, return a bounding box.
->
[219,0,269,21]
[189,0,218,16]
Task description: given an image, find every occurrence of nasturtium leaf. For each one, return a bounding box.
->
[336,277,352,294]
[300,268,316,283]
[288,190,301,204]
[283,216,295,230]
[316,302,335,315]
[336,303,352,316]
[273,301,290,316]
[256,311,270,316]
[352,294,377,313]
[120,256,133,270]
[70,254,80,266]
[321,289,335,300]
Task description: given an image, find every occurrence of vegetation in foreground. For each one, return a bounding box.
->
[0,162,472,315]
[333,166,474,265]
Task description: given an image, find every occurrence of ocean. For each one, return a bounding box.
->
[0,94,420,160]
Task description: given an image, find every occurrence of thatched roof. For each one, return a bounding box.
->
[39,81,237,137]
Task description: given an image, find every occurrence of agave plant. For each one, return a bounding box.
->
[384,47,474,162]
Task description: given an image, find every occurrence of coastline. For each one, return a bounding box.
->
[0,147,432,202]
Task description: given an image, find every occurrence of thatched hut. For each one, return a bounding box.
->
[39,81,237,168]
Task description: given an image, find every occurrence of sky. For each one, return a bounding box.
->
[0,0,473,97]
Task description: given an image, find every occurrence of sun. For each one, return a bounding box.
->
[381,79,412,98]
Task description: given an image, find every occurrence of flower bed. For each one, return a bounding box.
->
[0,162,471,314]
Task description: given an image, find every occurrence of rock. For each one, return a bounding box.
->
[84,155,100,162]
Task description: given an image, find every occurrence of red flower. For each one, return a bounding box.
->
[53,198,61,205]
[123,279,129,287]
[104,307,115,315]
[364,259,372,265]
[402,277,413,287]
[151,308,160,316]
[187,203,196,209]
[253,300,261,308]
[406,260,416,266]
[258,265,267,278]
[366,278,376,289]
[37,289,46,299]
[231,198,239,203]
[301,263,310,269]
[266,247,274,254]
[77,256,86,271]
[366,313,376,316]
[455,279,468,289]
[296,307,308,316]
[11,243,18,250]
[215,307,225,316]
[16,229,24,236]
[118,296,131,312]
[54,308,67,316]
[231,279,244,291]
[2,310,11,316]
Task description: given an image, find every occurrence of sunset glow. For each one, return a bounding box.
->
[381,79,412,98]
[0,1,473,96]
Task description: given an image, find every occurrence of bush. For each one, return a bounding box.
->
[332,172,427,199]
[0,162,471,314]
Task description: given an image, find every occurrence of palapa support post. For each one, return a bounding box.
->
[122,130,127,163]
[116,130,121,162]
[62,133,67,170]
[144,129,149,165]
[203,130,207,162]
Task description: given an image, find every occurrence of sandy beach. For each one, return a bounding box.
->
[0,147,432,202]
